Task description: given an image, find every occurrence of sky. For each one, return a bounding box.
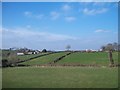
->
[2,2,118,51]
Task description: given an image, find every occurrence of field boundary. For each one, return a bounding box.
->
[16,52,55,64]
[16,63,120,68]
[49,52,73,64]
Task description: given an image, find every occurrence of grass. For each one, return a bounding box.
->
[2,67,118,88]
[17,52,49,61]
[21,52,69,65]
[2,50,50,64]
[57,52,118,66]
[2,52,118,88]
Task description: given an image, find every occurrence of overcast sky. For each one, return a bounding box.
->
[2,2,118,50]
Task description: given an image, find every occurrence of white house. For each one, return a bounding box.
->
[17,53,24,56]
[27,52,33,55]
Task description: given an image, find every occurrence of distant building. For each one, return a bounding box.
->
[86,49,92,52]
[99,49,103,52]
[17,53,24,56]
[27,52,33,55]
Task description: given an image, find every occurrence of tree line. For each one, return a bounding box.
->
[101,42,120,51]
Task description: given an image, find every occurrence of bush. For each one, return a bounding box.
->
[42,49,47,53]
[2,59,9,67]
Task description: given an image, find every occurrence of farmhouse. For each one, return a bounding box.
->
[17,53,24,56]
[27,52,33,55]
[35,50,40,54]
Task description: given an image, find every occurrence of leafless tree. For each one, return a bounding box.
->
[66,45,71,51]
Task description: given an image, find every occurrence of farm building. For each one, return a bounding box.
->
[17,53,24,56]
[27,52,33,55]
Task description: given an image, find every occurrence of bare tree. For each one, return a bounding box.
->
[101,46,106,51]
[66,45,71,51]
[113,42,118,51]
[101,42,118,51]
[105,43,114,51]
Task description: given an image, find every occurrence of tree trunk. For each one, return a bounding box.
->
[108,50,114,66]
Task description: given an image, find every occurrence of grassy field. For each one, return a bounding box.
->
[2,67,118,88]
[2,50,49,61]
[17,52,49,61]
[21,52,69,65]
[57,52,118,66]
[2,52,119,88]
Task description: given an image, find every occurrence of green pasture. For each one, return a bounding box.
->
[17,52,49,61]
[2,50,49,62]
[57,52,118,66]
[2,67,118,88]
[21,52,69,65]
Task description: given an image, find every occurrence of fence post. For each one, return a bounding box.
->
[108,50,114,66]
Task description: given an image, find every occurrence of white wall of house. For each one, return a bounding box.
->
[28,52,33,55]
[17,53,24,56]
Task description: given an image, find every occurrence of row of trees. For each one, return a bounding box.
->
[101,42,120,51]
